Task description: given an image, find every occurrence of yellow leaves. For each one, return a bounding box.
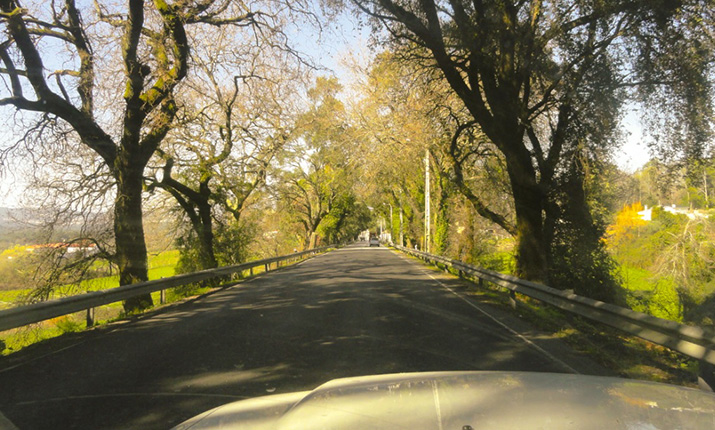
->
[606,202,647,247]
[529,0,542,27]
[617,202,648,227]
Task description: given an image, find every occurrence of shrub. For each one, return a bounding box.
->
[52,316,83,333]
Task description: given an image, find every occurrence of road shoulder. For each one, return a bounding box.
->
[392,249,614,377]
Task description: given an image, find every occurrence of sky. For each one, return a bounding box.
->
[0,154,28,210]
[618,111,651,173]
[0,6,652,209]
[304,11,653,174]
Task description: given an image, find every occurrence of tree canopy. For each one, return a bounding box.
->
[349,0,715,297]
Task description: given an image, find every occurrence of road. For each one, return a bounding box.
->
[0,244,607,429]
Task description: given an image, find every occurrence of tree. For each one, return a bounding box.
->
[279,155,355,248]
[351,52,449,249]
[147,22,305,271]
[318,193,372,244]
[353,51,515,256]
[0,1,274,311]
[278,77,361,247]
[350,0,714,290]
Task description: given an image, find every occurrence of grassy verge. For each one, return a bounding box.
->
[402,250,699,387]
[0,251,313,356]
[502,294,698,387]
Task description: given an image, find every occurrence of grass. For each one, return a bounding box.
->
[0,250,180,304]
[1,250,315,356]
[0,250,181,355]
[619,266,658,291]
[617,265,682,322]
[1,313,91,355]
[472,279,698,386]
[0,289,26,309]
[402,249,700,388]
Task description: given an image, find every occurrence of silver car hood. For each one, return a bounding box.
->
[173,371,715,429]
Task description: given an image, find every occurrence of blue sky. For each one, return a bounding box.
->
[291,9,651,173]
[0,7,651,208]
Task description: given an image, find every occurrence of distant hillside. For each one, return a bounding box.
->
[0,207,175,252]
[0,207,39,226]
[0,207,47,250]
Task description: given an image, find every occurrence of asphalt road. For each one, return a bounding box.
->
[0,244,607,429]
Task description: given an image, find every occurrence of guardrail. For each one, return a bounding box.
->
[0,247,331,333]
[395,245,715,387]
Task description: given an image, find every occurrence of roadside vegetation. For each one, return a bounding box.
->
[608,203,715,327]
[482,284,699,387]
[0,250,180,305]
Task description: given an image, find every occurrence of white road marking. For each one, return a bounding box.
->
[0,410,19,430]
[332,247,390,251]
[398,253,580,374]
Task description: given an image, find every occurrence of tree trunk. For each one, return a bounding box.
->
[114,158,153,313]
[508,166,549,283]
[197,198,218,269]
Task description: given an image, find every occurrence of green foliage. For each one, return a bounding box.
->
[432,213,449,256]
[318,194,371,244]
[682,186,707,209]
[608,204,715,324]
[546,159,621,303]
[215,221,255,266]
[609,206,680,269]
[549,228,620,303]
[174,220,254,293]
[53,316,83,334]
[475,249,516,274]
[620,266,682,322]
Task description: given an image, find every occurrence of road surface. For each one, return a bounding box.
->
[0,244,607,429]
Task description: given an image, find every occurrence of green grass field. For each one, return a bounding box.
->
[617,265,682,322]
[1,250,182,354]
[0,250,180,307]
[0,249,314,355]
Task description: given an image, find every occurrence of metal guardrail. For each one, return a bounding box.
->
[395,245,715,368]
[0,247,330,332]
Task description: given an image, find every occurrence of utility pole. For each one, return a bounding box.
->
[398,189,404,247]
[387,203,393,244]
[399,206,404,247]
[424,148,431,253]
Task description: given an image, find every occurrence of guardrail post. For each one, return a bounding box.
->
[160,289,166,305]
[249,267,254,276]
[265,263,269,272]
[86,307,95,327]
[508,290,518,310]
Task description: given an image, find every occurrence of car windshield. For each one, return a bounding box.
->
[1,1,715,429]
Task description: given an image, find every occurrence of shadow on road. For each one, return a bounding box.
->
[0,246,599,429]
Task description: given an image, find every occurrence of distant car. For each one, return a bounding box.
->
[369,237,380,247]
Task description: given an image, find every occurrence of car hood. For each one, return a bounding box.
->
[173,371,715,429]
